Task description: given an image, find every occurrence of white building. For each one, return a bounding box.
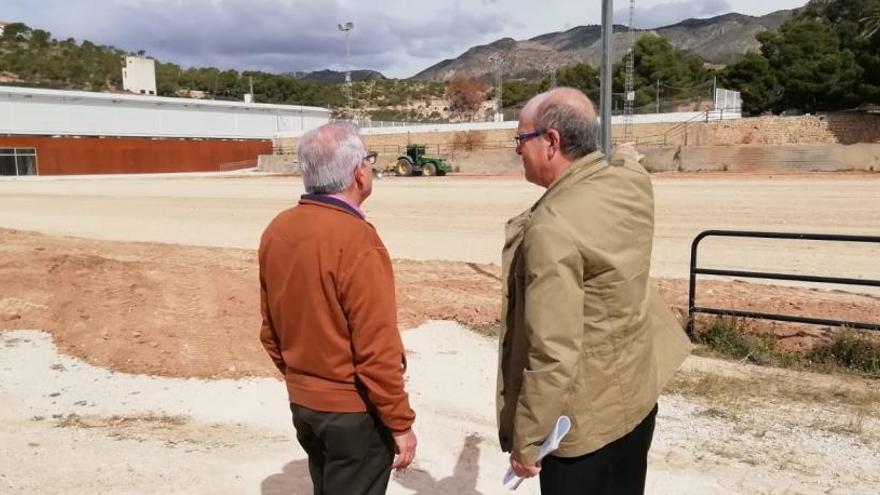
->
[0,85,331,139]
[122,56,157,96]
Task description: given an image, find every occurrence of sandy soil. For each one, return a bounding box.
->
[2,325,877,495]
[1,173,879,281]
[2,173,879,494]
[3,228,878,378]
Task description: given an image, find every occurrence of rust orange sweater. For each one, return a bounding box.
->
[259,195,415,433]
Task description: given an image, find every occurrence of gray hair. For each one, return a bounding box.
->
[297,122,365,194]
[535,95,599,159]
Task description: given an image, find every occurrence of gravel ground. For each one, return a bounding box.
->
[2,323,877,495]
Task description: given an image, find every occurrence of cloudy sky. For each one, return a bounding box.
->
[4,0,808,78]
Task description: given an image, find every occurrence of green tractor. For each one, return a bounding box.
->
[393,144,452,176]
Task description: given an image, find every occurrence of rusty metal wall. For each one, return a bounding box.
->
[0,135,271,175]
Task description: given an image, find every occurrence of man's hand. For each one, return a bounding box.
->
[392,429,417,470]
[510,456,540,478]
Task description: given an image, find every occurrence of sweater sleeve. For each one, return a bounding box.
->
[258,273,286,375]
[341,244,415,433]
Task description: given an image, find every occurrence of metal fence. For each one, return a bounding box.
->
[272,139,517,157]
[686,230,880,336]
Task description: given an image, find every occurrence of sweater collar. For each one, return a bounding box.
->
[299,194,365,220]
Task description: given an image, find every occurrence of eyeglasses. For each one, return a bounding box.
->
[363,151,378,165]
[514,130,543,146]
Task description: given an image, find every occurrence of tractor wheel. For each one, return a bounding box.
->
[421,163,437,176]
[396,159,413,176]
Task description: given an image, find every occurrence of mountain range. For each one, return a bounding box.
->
[411,10,793,81]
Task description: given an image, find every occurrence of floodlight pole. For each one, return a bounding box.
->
[600,0,613,156]
[337,21,354,111]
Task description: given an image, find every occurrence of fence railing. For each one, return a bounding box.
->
[272,139,517,157]
[686,230,880,336]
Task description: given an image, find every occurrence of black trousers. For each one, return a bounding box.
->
[539,404,658,495]
[290,403,395,495]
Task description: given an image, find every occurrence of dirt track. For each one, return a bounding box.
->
[2,173,879,281]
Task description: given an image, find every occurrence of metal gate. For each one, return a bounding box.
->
[686,230,880,335]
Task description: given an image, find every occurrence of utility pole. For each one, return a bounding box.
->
[489,54,503,122]
[712,75,718,110]
[337,21,354,112]
[600,0,613,156]
[656,80,660,114]
[622,0,636,143]
[544,63,558,88]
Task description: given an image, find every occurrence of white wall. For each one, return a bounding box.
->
[0,86,331,139]
[276,110,741,139]
[122,57,157,96]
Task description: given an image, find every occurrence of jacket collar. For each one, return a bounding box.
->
[530,151,606,212]
[299,194,365,220]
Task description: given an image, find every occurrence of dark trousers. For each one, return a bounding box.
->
[539,404,658,495]
[290,403,395,495]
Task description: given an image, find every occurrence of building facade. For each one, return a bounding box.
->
[0,85,331,176]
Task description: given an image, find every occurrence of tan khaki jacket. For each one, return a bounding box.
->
[497,151,692,464]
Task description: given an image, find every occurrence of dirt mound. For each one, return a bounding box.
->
[2,228,878,379]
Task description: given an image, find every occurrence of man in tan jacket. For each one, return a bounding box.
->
[497,88,691,494]
[260,122,416,495]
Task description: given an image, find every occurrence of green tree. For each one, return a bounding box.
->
[801,0,880,103]
[613,35,711,112]
[758,19,863,112]
[0,22,30,42]
[721,53,779,115]
[502,78,546,109]
[556,63,600,102]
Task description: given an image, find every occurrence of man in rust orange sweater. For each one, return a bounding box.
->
[259,122,416,495]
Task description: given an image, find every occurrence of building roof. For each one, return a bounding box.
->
[0,84,330,114]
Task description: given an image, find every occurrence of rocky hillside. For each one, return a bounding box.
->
[412,10,793,81]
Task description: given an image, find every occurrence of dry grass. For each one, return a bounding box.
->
[55,413,188,430]
[694,318,880,377]
[668,368,880,447]
[52,413,287,448]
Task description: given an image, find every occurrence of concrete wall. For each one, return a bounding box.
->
[276,110,741,140]
[641,144,880,173]
[705,113,880,146]
[276,122,684,152]
[0,86,331,139]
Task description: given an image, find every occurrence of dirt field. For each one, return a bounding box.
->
[1,174,879,280]
[2,172,879,494]
[2,227,879,379]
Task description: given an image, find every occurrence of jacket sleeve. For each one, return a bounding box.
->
[513,222,584,465]
[258,273,286,375]
[341,245,416,433]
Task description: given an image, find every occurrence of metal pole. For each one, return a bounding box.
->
[338,22,354,112]
[600,0,613,156]
[712,75,717,110]
[345,30,351,109]
[656,80,660,114]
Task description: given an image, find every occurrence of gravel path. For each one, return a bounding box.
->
[2,323,877,495]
